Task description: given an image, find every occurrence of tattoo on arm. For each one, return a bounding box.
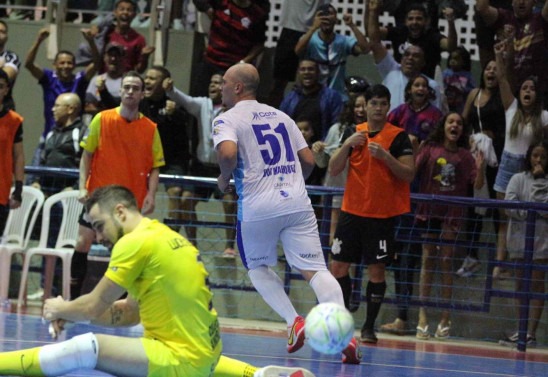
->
[110,306,124,325]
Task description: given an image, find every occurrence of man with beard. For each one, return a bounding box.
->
[280,59,343,140]
[295,3,369,101]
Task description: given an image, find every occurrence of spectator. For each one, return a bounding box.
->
[414,112,484,340]
[458,59,506,278]
[476,0,548,105]
[500,141,548,347]
[25,28,99,157]
[366,0,457,78]
[280,59,343,140]
[71,71,165,298]
[0,69,23,234]
[443,46,475,114]
[84,42,126,119]
[164,73,237,258]
[140,66,191,234]
[295,4,369,101]
[8,0,36,20]
[0,20,21,110]
[379,75,443,335]
[267,0,330,108]
[213,63,361,364]
[328,84,415,344]
[312,93,367,245]
[77,0,155,74]
[37,93,85,196]
[472,0,512,68]
[367,0,441,111]
[191,0,269,97]
[492,40,548,279]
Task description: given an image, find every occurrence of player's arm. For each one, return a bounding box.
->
[328,130,367,176]
[89,294,141,327]
[369,132,415,183]
[294,11,323,56]
[24,28,49,80]
[366,0,388,64]
[141,167,160,215]
[298,147,315,180]
[43,276,127,324]
[216,140,237,192]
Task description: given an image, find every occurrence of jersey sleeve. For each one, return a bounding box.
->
[151,127,166,168]
[389,131,414,158]
[212,116,238,149]
[104,234,147,289]
[80,112,102,152]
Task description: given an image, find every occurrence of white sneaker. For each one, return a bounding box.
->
[256,366,315,377]
[456,256,481,277]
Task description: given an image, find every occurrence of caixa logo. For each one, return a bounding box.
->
[252,111,277,120]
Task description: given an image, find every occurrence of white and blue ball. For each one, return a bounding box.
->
[305,302,355,354]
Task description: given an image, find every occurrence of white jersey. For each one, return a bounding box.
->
[212,100,313,222]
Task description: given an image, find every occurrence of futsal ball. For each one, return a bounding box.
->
[305,302,355,354]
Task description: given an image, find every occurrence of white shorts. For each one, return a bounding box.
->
[237,211,328,272]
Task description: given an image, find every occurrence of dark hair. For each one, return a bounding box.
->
[524,141,548,172]
[365,84,391,102]
[0,69,10,86]
[54,50,75,64]
[317,4,336,15]
[451,46,472,72]
[122,70,145,90]
[479,59,497,90]
[339,92,366,126]
[150,65,171,79]
[85,185,139,214]
[115,0,136,10]
[403,74,435,103]
[425,112,469,149]
[406,2,428,18]
[510,75,544,140]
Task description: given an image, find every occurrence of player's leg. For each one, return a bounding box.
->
[240,218,302,352]
[180,189,200,244]
[71,211,96,299]
[213,355,315,377]
[165,185,183,232]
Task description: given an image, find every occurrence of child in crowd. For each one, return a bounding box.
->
[443,46,475,114]
[388,74,443,154]
[493,40,548,279]
[500,141,548,347]
[414,112,484,340]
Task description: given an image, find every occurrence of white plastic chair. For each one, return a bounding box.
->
[17,190,83,307]
[0,186,45,303]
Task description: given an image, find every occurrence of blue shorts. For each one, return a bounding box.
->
[494,151,525,193]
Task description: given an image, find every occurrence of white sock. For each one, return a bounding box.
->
[309,270,345,307]
[39,332,99,375]
[248,266,299,325]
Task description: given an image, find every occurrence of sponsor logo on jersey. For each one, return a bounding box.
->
[262,163,296,177]
[252,111,277,120]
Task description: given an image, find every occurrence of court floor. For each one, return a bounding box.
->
[0,311,547,377]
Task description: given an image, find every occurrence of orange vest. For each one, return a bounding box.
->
[342,122,410,218]
[0,111,23,205]
[87,109,156,208]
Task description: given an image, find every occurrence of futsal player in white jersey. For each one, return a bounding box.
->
[212,63,361,364]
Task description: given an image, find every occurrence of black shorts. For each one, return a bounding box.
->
[188,159,226,201]
[0,203,9,235]
[331,211,397,265]
[273,28,304,81]
[161,164,189,190]
[414,217,443,236]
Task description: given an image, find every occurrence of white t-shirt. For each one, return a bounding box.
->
[85,73,122,104]
[212,100,313,222]
[504,99,548,155]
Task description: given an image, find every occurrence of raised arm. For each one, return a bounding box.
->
[81,28,100,82]
[343,13,370,54]
[294,11,323,56]
[494,40,514,111]
[366,0,388,63]
[24,28,49,80]
[440,7,457,52]
[476,0,499,26]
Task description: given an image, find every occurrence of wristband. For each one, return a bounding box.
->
[12,180,23,202]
